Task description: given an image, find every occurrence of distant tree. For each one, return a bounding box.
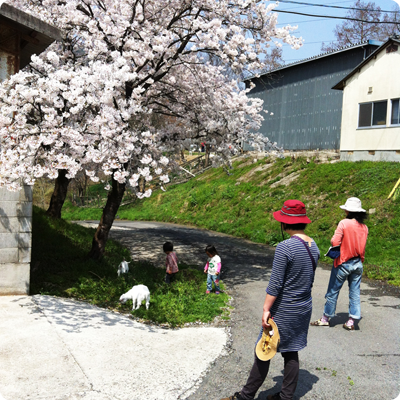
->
[261,48,284,72]
[381,6,400,38]
[321,1,400,52]
[206,47,283,84]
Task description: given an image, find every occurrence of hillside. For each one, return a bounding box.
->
[62,155,400,286]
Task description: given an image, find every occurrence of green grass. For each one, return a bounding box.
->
[62,156,400,286]
[31,207,229,327]
[62,201,103,220]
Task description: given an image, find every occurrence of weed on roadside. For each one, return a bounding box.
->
[31,208,229,327]
[60,157,400,286]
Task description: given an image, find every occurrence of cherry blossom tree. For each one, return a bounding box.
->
[0,0,302,259]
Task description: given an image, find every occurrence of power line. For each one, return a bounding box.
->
[282,40,341,46]
[277,0,399,14]
[273,9,400,24]
[276,0,355,12]
[276,18,327,25]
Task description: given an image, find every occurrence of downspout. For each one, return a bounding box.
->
[362,46,367,60]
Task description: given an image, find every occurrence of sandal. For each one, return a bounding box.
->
[343,323,355,331]
[310,319,329,327]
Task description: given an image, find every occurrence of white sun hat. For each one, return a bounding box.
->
[340,197,365,212]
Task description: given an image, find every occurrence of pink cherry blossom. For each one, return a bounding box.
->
[0,0,300,196]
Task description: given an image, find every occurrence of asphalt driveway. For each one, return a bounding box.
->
[2,220,398,400]
[106,220,400,400]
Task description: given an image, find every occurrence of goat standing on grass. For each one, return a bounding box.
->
[119,285,150,310]
[118,258,130,277]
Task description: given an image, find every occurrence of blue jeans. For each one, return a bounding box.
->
[324,257,363,319]
[207,274,220,292]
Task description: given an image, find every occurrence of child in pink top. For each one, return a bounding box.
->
[163,241,178,284]
[204,245,222,294]
[311,198,368,331]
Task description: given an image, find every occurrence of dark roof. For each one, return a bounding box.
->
[244,40,382,82]
[332,38,400,90]
[0,2,62,69]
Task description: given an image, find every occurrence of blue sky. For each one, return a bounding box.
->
[272,0,400,64]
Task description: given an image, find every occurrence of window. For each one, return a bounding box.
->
[359,103,372,127]
[358,101,387,128]
[391,99,400,125]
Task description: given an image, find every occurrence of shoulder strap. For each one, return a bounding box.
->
[291,236,317,272]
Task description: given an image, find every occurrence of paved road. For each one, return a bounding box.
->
[105,220,400,400]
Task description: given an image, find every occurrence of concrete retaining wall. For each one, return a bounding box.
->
[0,186,32,295]
[340,150,400,162]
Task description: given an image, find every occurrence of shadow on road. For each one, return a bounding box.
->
[110,223,276,288]
[258,368,319,400]
[28,295,156,334]
[93,220,400,400]
[328,313,362,330]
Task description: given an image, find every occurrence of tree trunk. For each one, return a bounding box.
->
[78,187,85,206]
[205,144,210,167]
[88,175,126,260]
[46,169,71,219]
[138,176,146,193]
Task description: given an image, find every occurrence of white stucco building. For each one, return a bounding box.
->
[333,38,400,162]
[0,2,61,294]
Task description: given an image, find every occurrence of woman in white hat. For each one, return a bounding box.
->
[311,197,368,331]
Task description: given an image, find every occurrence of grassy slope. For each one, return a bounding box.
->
[62,156,400,286]
[31,207,229,326]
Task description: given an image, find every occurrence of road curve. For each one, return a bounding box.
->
[98,220,400,400]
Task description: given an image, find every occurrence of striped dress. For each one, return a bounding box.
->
[262,237,320,353]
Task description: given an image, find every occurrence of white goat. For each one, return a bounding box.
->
[119,285,150,310]
[117,259,130,277]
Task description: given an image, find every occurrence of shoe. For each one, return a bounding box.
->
[215,291,220,294]
[310,318,329,326]
[343,323,355,331]
[267,393,281,400]
[220,392,244,400]
[206,290,210,294]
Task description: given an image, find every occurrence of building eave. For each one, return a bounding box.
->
[0,2,63,69]
[332,38,400,91]
[244,40,382,83]
[0,2,62,40]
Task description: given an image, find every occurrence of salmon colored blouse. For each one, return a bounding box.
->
[331,218,368,268]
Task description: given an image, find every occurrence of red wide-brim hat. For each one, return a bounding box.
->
[273,200,311,224]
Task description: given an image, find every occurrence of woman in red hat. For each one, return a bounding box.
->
[222,200,320,400]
